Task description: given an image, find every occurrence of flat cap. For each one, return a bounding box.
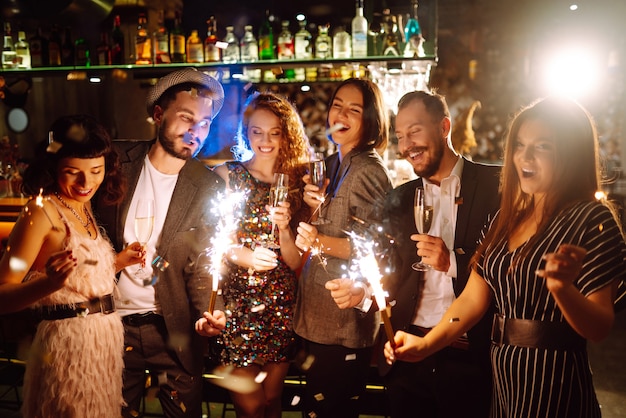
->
[146,67,225,119]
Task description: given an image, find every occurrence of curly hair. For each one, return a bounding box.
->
[22,114,126,205]
[232,92,311,225]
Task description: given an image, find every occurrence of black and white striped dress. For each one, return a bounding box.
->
[477,201,626,418]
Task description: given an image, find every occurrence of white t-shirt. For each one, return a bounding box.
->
[116,155,178,317]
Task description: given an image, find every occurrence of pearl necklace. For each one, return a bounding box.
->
[54,192,94,237]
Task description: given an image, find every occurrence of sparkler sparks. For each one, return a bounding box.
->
[203,190,247,313]
[344,217,396,346]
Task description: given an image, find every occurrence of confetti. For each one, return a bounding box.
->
[345,353,357,361]
[152,255,170,271]
[254,371,268,383]
[291,395,301,406]
[314,393,325,401]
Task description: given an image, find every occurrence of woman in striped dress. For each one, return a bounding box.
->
[384,97,626,417]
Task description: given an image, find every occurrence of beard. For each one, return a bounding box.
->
[157,118,194,160]
[410,140,445,179]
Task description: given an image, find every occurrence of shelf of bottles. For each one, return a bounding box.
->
[2,0,435,88]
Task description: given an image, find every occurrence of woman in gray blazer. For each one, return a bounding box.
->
[294,78,393,418]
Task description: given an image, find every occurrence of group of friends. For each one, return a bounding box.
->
[0,66,624,418]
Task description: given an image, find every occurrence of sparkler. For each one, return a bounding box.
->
[345,217,396,346]
[205,190,247,313]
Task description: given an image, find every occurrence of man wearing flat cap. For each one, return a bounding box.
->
[96,68,227,417]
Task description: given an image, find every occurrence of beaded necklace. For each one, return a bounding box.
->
[54,192,94,237]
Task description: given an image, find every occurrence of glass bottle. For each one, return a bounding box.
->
[333,26,351,59]
[135,13,152,65]
[96,31,111,65]
[294,17,312,60]
[169,11,186,63]
[381,10,401,56]
[404,0,425,57]
[153,10,169,64]
[61,27,74,66]
[74,33,90,67]
[351,0,368,57]
[259,10,274,60]
[48,25,62,66]
[2,23,16,70]
[185,29,203,63]
[240,25,258,63]
[277,20,294,60]
[203,16,220,62]
[15,31,30,69]
[315,24,332,59]
[368,12,383,56]
[222,26,239,63]
[111,15,125,65]
[29,27,48,67]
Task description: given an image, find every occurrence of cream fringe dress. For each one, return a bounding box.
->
[21,202,124,418]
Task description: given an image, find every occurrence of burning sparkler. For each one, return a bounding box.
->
[203,189,247,313]
[344,216,396,346]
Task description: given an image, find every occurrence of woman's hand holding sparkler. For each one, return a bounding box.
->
[295,222,319,252]
[325,278,366,309]
[384,331,430,365]
[195,310,226,337]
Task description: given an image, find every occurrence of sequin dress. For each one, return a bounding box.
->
[477,201,626,418]
[219,162,297,367]
[21,201,124,418]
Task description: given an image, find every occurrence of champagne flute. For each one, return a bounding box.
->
[134,198,155,280]
[267,173,289,249]
[308,153,326,225]
[308,152,326,189]
[412,187,433,271]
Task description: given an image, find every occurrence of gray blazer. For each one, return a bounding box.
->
[294,149,393,349]
[95,140,225,375]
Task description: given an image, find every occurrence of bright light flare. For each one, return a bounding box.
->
[542,47,600,99]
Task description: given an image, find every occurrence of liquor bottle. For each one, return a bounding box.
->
[381,10,401,56]
[315,24,332,59]
[186,29,203,63]
[403,0,425,57]
[96,31,111,65]
[15,31,30,69]
[240,25,258,63]
[2,23,17,70]
[74,33,90,66]
[135,13,152,65]
[153,10,169,64]
[333,26,351,59]
[111,15,125,65]
[61,27,74,66]
[203,16,220,62]
[368,12,383,56]
[277,21,294,60]
[222,26,239,63]
[48,25,62,66]
[258,10,274,60]
[294,17,312,60]
[169,11,186,63]
[351,0,368,57]
[29,27,48,67]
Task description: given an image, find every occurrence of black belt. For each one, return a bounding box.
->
[491,314,586,351]
[122,311,164,327]
[36,293,116,320]
[408,324,470,351]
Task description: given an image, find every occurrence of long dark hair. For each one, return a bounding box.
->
[22,114,125,204]
[471,97,605,268]
[326,78,389,153]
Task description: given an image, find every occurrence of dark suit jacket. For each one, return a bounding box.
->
[379,157,501,375]
[95,140,225,376]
